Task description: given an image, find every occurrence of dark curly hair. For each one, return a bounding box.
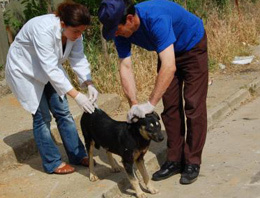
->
[56,1,90,27]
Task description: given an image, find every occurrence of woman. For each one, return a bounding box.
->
[5,2,98,174]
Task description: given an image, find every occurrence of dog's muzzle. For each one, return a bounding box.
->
[149,131,164,142]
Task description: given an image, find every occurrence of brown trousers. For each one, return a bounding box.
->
[158,33,208,165]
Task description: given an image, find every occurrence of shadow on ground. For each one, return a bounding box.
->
[3,126,168,197]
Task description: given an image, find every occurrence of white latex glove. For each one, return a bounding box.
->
[88,85,98,104]
[127,104,138,123]
[127,101,155,123]
[74,92,95,113]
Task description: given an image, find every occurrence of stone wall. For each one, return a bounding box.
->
[0,8,9,67]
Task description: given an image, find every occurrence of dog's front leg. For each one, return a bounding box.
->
[135,157,159,194]
[123,161,147,198]
[89,141,99,181]
[107,151,121,172]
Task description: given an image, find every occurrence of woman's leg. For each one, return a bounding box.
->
[32,88,62,173]
[45,83,87,164]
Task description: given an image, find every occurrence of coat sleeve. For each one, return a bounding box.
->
[68,36,92,87]
[32,29,73,96]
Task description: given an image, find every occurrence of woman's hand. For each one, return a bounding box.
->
[88,85,98,104]
[74,92,95,113]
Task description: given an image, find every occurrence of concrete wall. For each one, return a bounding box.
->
[0,0,9,10]
[0,8,9,67]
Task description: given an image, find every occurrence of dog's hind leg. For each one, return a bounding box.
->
[135,157,159,195]
[106,151,121,173]
[89,140,99,182]
[123,161,147,198]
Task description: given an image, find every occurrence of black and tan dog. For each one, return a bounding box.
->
[80,108,164,198]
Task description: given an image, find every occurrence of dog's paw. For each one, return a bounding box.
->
[146,183,159,194]
[90,174,99,182]
[147,187,159,194]
[136,192,147,198]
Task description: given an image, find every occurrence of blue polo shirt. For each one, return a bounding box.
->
[115,0,205,58]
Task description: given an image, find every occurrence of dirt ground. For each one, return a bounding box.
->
[0,44,259,198]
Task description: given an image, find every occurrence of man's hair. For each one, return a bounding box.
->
[56,1,90,27]
[120,0,136,25]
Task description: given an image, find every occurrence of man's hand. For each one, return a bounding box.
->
[127,101,155,122]
[88,85,98,103]
[74,92,95,113]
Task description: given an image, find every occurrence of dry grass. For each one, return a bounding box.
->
[206,2,260,70]
[90,45,157,110]
[65,1,260,110]
[64,44,157,110]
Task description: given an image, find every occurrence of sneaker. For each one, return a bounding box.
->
[180,164,200,184]
[152,161,182,181]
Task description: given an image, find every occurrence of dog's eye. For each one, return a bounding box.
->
[155,122,159,126]
[150,123,154,127]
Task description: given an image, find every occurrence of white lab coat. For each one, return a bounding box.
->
[5,14,92,114]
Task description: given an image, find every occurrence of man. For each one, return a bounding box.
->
[98,0,208,184]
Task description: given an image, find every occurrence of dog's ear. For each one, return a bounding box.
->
[145,112,160,120]
[131,116,139,123]
[152,111,160,120]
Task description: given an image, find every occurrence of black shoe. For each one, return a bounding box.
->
[180,164,200,184]
[152,161,182,181]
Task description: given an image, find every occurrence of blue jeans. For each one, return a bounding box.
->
[32,82,87,173]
